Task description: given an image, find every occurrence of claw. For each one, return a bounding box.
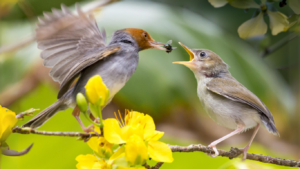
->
[239,147,249,161]
[208,144,219,157]
[1,143,33,156]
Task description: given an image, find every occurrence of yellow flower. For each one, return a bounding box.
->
[76,154,111,169]
[85,75,109,106]
[76,153,145,169]
[267,11,289,35]
[0,105,17,144]
[125,135,148,165]
[87,127,113,159]
[238,12,267,39]
[104,110,173,164]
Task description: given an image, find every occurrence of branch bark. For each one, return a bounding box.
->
[143,162,164,169]
[169,144,300,167]
[261,33,299,58]
[11,127,300,167]
[12,127,101,140]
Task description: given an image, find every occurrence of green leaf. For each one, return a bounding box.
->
[289,0,300,14]
[208,0,228,8]
[238,12,267,39]
[228,0,260,9]
[89,103,99,119]
[267,10,289,35]
[286,14,300,31]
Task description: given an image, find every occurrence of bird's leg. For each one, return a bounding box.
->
[72,106,95,133]
[241,123,260,160]
[208,124,245,157]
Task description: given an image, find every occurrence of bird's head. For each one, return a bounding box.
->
[173,42,229,78]
[111,28,167,51]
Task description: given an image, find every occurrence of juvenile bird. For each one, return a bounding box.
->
[173,42,279,160]
[23,5,171,131]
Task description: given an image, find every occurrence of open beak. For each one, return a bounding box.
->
[173,42,196,69]
[149,41,167,51]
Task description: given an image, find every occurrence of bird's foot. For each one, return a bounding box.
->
[207,144,219,157]
[82,124,98,134]
[239,145,250,161]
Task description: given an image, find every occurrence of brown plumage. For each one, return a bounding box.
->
[173,42,278,160]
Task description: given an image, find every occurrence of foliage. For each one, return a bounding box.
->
[208,0,300,39]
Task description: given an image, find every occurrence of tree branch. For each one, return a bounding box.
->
[143,162,164,169]
[261,33,299,58]
[12,127,300,167]
[169,144,300,167]
[12,127,101,140]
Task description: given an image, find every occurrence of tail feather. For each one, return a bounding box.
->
[22,99,65,129]
[260,114,280,136]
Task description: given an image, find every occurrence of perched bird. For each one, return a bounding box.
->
[23,5,172,131]
[173,42,279,160]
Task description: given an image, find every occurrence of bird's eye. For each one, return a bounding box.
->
[200,52,206,57]
[144,33,147,38]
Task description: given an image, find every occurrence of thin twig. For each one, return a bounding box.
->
[12,127,102,139]
[261,33,299,58]
[11,128,300,167]
[143,162,164,169]
[169,144,300,167]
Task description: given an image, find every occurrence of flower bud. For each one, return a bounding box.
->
[76,93,88,112]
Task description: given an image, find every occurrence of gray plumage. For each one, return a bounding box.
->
[23,6,141,128]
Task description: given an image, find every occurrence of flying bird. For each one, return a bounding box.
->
[23,5,173,131]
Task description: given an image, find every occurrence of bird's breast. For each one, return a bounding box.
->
[73,51,139,103]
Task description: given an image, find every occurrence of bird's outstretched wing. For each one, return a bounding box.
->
[36,4,107,85]
[58,45,120,98]
[206,78,277,131]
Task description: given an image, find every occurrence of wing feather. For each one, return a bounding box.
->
[36,4,107,85]
[206,78,275,123]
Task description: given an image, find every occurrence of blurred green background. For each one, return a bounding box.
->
[0,0,300,168]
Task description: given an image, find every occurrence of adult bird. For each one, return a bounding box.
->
[23,5,170,131]
[173,42,279,160]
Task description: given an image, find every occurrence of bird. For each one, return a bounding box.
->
[173,42,279,160]
[22,5,172,131]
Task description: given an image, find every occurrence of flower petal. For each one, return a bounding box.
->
[267,11,289,35]
[143,115,156,140]
[87,127,102,152]
[121,125,144,141]
[109,146,125,161]
[238,12,267,39]
[289,0,300,14]
[104,119,125,144]
[75,154,99,169]
[85,75,109,106]
[208,0,228,8]
[125,135,148,166]
[148,141,173,163]
[149,131,164,141]
[228,0,260,9]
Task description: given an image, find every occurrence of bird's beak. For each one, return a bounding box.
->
[149,40,167,51]
[173,42,196,69]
